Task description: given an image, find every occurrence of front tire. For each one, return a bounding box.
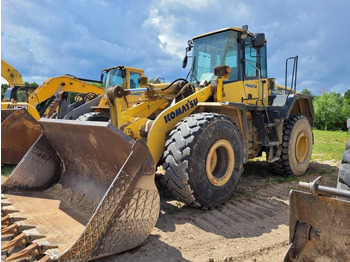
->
[163,113,244,208]
[77,112,110,122]
[271,115,313,176]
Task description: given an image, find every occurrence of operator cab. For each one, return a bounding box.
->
[103,66,143,90]
[184,26,267,86]
[3,86,36,102]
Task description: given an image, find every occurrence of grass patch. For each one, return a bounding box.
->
[1,164,16,184]
[276,176,298,183]
[1,165,16,176]
[312,130,349,162]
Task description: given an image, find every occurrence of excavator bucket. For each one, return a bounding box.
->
[1,119,160,261]
[1,108,43,164]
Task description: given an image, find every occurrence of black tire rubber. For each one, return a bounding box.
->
[163,113,244,208]
[77,112,110,122]
[337,142,350,191]
[271,115,313,176]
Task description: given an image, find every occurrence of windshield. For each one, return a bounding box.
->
[190,30,239,83]
[104,69,127,89]
[3,88,13,101]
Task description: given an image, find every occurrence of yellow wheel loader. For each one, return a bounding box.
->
[63,66,148,122]
[1,25,314,261]
[1,60,105,164]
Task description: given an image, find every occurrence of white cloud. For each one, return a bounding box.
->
[2,0,350,96]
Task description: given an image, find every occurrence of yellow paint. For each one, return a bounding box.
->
[1,59,25,87]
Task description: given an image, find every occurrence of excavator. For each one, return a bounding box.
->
[1,59,105,164]
[2,26,315,261]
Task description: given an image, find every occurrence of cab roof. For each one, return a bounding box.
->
[193,27,243,40]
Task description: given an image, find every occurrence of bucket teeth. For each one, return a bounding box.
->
[1,232,29,251]
[1,223,36,235]
[1,214,11,225]
[1,202,13,207]
[1,214,27,226]
[1,208,20,215]
[1,223,19,235]
[1,230,47,251]
[6,242,40,261]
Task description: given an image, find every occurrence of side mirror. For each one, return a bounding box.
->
[182,56,188,68]
[138,76,148,86]
[121,68,127,78]
[252,33,265,48]
[100,71,105,82]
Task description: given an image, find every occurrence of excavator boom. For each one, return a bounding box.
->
[1,59,25,87]
[1,73,104,164]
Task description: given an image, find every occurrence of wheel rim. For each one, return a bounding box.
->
[295,131,309,163]
[206,139,235,187]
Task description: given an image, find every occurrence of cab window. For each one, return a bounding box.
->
[129,72,140,89]
[244,39,267,79]
[224,50,238,81]
[245,41,257,78]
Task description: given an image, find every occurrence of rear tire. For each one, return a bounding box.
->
[77,112,109,122]
[271,115,313,176]
[337,142,350,191]
[163,113,244,208]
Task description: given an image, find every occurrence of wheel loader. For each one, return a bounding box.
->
[1,25,314,261]
[62,66,148,122]
[1,59,105,164]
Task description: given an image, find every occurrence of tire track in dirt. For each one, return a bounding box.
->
[102,174,296,262]
[76,162,341,261]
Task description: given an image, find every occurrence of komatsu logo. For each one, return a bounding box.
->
[245,83,257,88]
[164,98,198,123]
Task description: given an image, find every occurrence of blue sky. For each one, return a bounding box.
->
[2,0,350,95]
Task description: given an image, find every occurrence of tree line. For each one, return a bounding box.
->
[301,89,350,131]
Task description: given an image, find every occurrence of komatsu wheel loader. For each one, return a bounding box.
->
[1,25,314,261]
[1,60,105,164]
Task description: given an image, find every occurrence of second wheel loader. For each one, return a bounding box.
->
[1,72,104,164]
[1,25,314,261]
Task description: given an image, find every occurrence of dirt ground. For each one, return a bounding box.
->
[97,160,339,262]
[1,160,339,262]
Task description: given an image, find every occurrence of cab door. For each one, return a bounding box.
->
[242,37,268,105]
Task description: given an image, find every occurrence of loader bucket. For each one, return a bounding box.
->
[1,108,43,164]
[1,119,160,261]
[1,108,18,123]
[285,189,350,262]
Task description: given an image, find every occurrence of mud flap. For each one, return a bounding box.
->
[285,189,350,262]
[1,108,43,164]
[1,119,160,261]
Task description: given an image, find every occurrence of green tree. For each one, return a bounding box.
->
[1,83,10,100]
[314,91,346,130]
[342,89,350,123]
[300,89,312,96]
[25,82,39,89]
[300,89,314,99]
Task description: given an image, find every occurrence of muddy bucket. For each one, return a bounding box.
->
[285,182,350,262]
[1,108,43,164]
[1,119,160,261]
